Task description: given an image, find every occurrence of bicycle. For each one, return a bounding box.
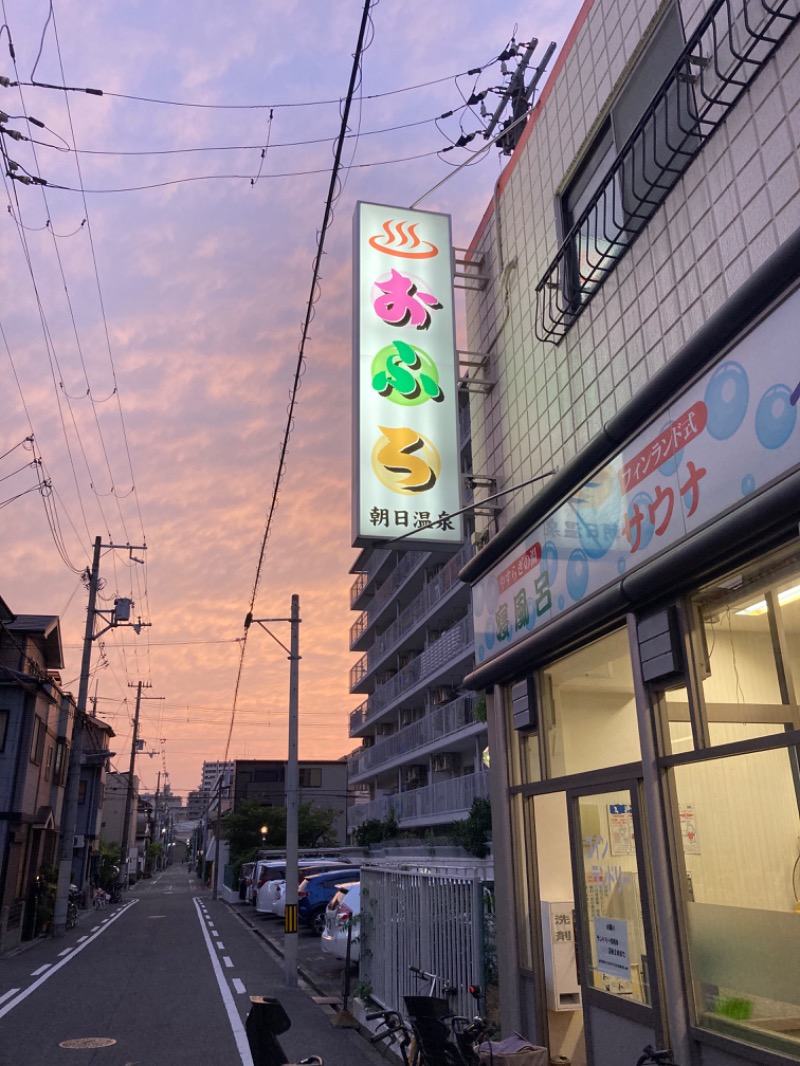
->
[66,886,80,930]
[636,1046,680,1066]
[405,967,492,1066]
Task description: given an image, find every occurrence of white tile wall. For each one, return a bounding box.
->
[466,0,800,532]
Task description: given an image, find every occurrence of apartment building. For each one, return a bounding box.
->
[460,2,800,1066]
[347,390,490,836]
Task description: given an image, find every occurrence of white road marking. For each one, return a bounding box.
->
[57,949,72,957]
[0,901,138,1021]
[232,978,246,994]
[193,898,253,1066]
[77,936,88,943]
[216,941,224,950]
[31,965,50,976]
[0,989,20,1006]
[223,956,234,968]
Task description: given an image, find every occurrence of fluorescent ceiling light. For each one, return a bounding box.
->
[736,583,800,617]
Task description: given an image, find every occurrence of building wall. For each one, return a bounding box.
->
[467,0,800,532]
[463,2,800,1065]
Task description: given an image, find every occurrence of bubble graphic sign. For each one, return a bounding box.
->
[472,287,800,665]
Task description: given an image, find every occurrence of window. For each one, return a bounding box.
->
[299,767,322,788]
[673,747,800,1057]
[541,629,639,777]
[44,744,53,781]
[674,545,800,753]
[561,5,695,305]
[78,779,87,805]
[0,709,8,752]
[30,716,45,765]
[254,767,284,784]
[54,739,69,786]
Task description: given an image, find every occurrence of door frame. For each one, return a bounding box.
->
[565,772,666,1060]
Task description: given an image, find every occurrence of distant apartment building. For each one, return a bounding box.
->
[200,760,233,791]
[232,758,348,844]
[346,393,490,836]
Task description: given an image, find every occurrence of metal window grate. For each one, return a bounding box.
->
[535,0,799,342]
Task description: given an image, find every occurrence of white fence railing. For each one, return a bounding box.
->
[359,859,495,1021]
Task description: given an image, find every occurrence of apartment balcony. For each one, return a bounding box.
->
[349,615,474,737]
[347,693,481,781]
[346,769,490,832]
[350,610,368,651]
[361,541,472,660]
[350,571,368,609]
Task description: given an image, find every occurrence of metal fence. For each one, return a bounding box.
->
[359,858,495,1020]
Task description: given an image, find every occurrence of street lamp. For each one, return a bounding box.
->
[260,825,268,846]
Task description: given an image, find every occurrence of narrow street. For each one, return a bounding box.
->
[0,866,384,1066]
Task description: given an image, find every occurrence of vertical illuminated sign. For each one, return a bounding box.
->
[352,202,463,550]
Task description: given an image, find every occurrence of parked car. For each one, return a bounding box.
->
[255,859,350,915]
[321,882,361,963]
[239,861,255,901]
[298,867,361,935]
[250,859,286,906]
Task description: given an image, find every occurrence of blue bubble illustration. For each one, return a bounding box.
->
[542,540,559,581]
[485,574,500,614]
[566,548,590,601]
[573,468,621,560]
[484,619,496,651]
[755,384,796,450]
[478,643,486,663]
[526,595,537,631]
[558,595,565,611]
[705,361,749,441]
[473,581,485,616]
[741,473,756,496]
[617,556,627,575]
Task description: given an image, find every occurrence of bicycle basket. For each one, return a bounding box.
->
[404,996,454,1054]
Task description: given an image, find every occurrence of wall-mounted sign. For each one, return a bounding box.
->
[352,202,463,550]
[472,286,800,664]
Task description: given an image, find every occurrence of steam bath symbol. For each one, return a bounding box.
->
[368,219,438,259]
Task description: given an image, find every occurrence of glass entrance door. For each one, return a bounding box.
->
[568,783,662,1066]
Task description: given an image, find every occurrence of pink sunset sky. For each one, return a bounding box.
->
[1,0,584,801]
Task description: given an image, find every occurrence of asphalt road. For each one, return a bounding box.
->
[0,865,384,1066]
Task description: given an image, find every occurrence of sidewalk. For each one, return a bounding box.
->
[222,895,393,1066]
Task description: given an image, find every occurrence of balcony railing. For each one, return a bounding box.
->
[349,615,475,735]
[535,0,800,342]
[347,769,490,830]
[350,654,368,690]
[347,693,481,779]
[349,610,368,649]
[350,571,368,607]
[361,542,473,674]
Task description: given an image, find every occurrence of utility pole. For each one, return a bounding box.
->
[119,681,150,891]
[153,772,161,871]
[53,537,100,937]
[53,537,149,936]
[483,38,557,154]
[245,594,301,987]
[284,594,300,988]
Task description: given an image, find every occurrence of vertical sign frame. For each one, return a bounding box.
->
[352,201,463,550]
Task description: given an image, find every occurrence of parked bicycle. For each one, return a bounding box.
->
[636,1046,680,1066]
[369,966,493,1066]
[66,885,80,930]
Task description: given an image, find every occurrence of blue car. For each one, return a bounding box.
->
[298,867,360,935]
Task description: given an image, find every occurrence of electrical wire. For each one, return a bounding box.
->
[44,149,443,194]
[12,66,493,110]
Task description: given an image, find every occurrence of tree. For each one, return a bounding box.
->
[221,800,338,871]
[451,797,492,858]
